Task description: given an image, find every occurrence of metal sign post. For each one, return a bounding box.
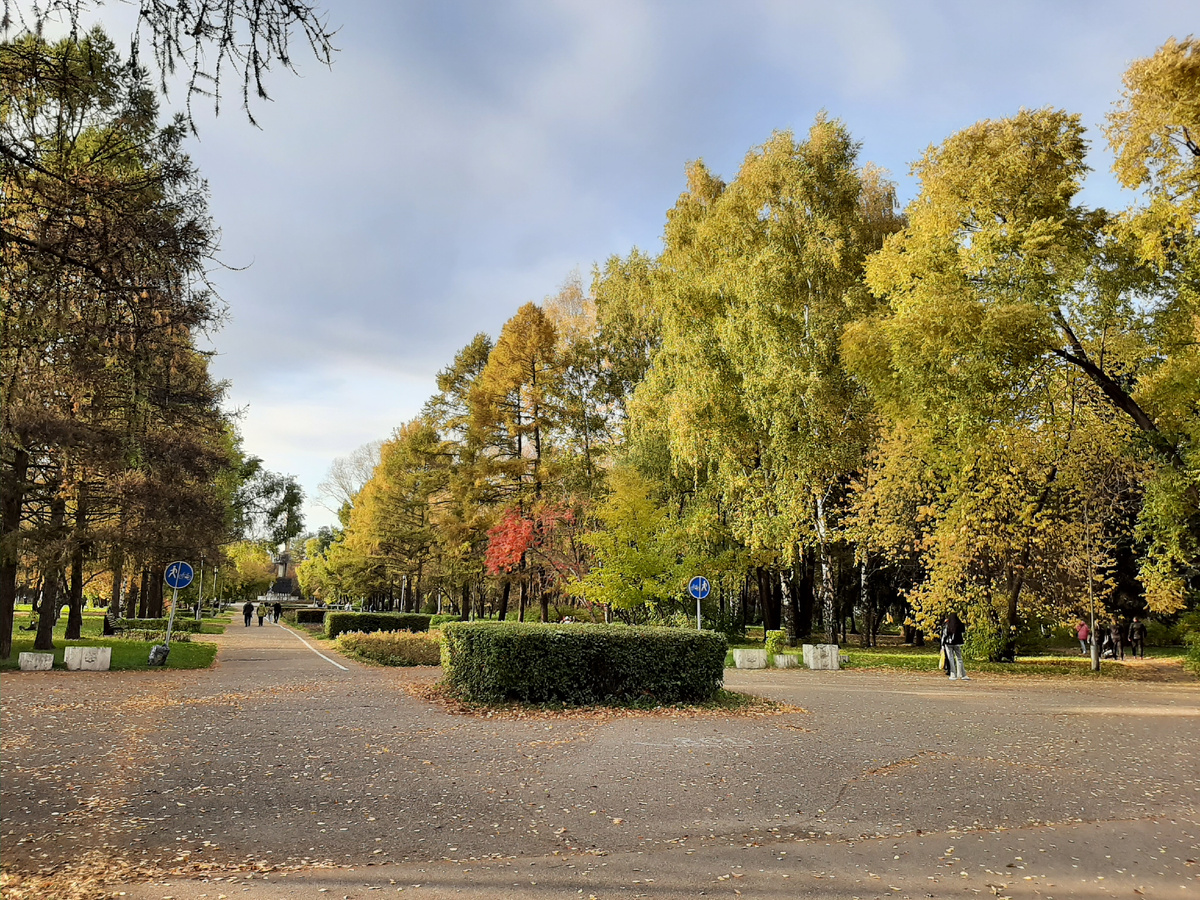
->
[688,576,711,630]
[151,561,194,666]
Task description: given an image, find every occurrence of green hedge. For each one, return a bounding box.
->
[325,611,432,640]
[441,622,727,705]
[430,613,462,627]
[294,608,327,625]
[117,617,202,633]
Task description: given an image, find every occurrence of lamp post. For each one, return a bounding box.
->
[195,555,205,621]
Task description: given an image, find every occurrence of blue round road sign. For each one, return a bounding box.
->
[164,561,194,590]
[688,576,711,600]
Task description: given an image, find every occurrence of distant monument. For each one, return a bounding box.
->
[263,544,301,604]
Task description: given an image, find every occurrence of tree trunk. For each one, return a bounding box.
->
[33,572,60,651]
[34,486,68,651]
[0,447,28,660]
[518,574,527,622]
[755,567,772,632]
[110,546,124,614]
[814,493,837,643]
[795,553,814,640]
[137,568,149,618]
[538,569,549,623]
[460,582,470,621]
[150,565,165,618]
[779,568,797,642]
[497,580,510,621]
[859,558,873,648]
[125,577,139,619]
[65,482,88,640]
[66,541,85,640]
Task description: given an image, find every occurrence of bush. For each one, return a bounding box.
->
[294,608,326,625]
[325,611,432,640]
[1184,632,1200,676]
[962,609,1006,662]
[765,630,788,655]
[335,630,442,666]
[441,621,727,705]
[430,613,461,628]
[116,617,202,634]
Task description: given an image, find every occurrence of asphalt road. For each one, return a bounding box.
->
[2,622,1197,899]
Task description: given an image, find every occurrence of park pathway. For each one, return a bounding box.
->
[2,626,1198,899]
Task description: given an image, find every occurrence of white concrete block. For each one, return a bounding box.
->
[64,646,112,671]
[802,643,840,670]
[18,652,54,671]
[773,654,798,668]
[733,649,768,669]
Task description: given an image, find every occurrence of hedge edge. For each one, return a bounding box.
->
[441,621,727,705]
[325,611,432,640]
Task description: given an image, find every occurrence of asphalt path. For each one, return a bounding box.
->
[2,622,1198,899]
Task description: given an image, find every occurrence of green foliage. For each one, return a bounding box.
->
[764,630,788,655]
[1184,632,1200,676]
[570,467,690,614]
[430,613,461,627]
[1144,619,1178,647]
[962,605,1007,663]
[325,611,431,640]
[441,621,727,705]
[292,608,326,625]
[335,630,442,666]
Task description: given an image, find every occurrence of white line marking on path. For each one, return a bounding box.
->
[274,623,350,671]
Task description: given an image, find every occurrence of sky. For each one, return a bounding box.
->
[17,0,1196,531]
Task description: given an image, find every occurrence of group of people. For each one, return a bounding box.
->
[242,599,283,627]
[938,612,1148,680]
[1075,618,1147,660]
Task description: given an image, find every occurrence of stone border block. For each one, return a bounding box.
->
[802,643,841,670]
[732,649,768,669]
[65,646,112,671]
[18,652,54,671]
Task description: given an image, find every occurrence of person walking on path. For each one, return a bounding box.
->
[256,602,267,626]
[1128,617,1147,659]
[243,600,253,627]
[1108,620,1125,660]
[941,612,969,681]
[1076,620,1090,655]
[273,600,283,623]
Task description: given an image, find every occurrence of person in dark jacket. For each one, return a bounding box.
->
[1128,617,1147,659]
[242,599,253,627]
[273,600,283,623]
[941,612,969,681]
[1108,621,1125,660]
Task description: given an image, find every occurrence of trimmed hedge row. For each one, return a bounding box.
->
[294,608,326,625]
[117,617,202,633]
[325,611,432,640]
[430,613,462,627]
[441,621,727,705]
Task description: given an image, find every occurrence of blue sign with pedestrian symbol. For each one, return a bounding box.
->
[164,561,194,590]
[688,576,710,600]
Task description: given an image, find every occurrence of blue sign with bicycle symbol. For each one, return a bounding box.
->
[164,561,194,590]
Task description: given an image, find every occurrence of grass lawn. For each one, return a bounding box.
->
[3,609,219,671]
